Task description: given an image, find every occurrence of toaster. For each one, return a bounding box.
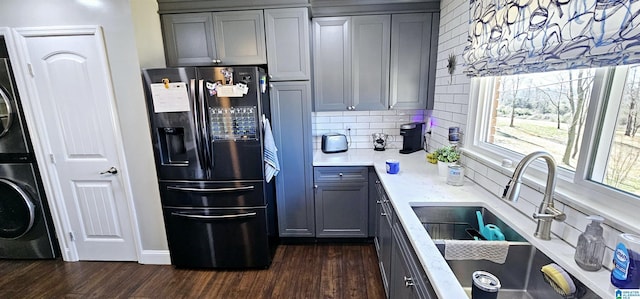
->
[321,133,348,153]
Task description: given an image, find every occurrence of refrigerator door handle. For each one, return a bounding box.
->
[198,79,213,176]
[190,79,206,171]
[166,185,255,192]
[171,212,257,220]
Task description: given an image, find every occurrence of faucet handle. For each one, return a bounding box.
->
[533,206,566,222]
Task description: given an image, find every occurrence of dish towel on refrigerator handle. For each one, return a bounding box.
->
[263,115,280,183]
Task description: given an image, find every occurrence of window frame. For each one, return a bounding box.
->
[465,66,640,232]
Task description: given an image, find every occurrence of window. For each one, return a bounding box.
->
[590,65,640,197]
[471,65,640,199]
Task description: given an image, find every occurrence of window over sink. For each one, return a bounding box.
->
[468,64,640,200]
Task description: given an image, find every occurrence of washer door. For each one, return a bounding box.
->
[0,178,35,239]
[0,87,14,138]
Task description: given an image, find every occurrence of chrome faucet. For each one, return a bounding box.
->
[502,151,566,240]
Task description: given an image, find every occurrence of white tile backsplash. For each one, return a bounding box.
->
[312,109,427,150]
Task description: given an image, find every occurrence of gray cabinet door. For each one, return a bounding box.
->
[212,10,267,65]
[378,200,393,297]
[314,181,368,238]
[389,13,433,110]
[265,8,311,81]
[390,231,419,299]
[352,15,390,111]
[312,17,351,111]
[270,82,314,237]
[162,13,217,66]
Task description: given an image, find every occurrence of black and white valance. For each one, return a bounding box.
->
[463,0,640,77]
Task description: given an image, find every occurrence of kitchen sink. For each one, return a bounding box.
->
[412,206,599,299]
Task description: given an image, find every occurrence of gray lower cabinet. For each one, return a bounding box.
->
[375,179,393,297]
[162,10,267,66]
[389,13,440,110]
[270,82,315,237]
[374,174,436,299]
[313,167,368,238]
[264,7,311,81]
[391,216,437,299]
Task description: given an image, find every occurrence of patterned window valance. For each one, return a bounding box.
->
[463,0,640,77]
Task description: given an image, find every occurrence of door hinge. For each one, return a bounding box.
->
[27,63,34,77]
[69,231,75,241]
[49,154,56,164]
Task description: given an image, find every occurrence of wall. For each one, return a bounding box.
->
[130,0,166,69]
[312,110,428,151]
[433,0,624,270]
[0,0,168,253]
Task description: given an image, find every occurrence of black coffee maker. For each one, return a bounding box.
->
[399,122,425,154]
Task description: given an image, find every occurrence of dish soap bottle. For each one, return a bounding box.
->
[574,215,605,271]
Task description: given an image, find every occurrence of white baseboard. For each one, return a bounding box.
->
[139,250,171,265]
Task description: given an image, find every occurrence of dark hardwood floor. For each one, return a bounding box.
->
[0,243,385,298]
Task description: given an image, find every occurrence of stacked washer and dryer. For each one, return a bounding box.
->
[0,36,59,259]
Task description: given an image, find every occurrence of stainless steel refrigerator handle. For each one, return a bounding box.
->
[170,212,257,219]
[190,79,206,171]
[198,79,213,176]
[166,185,255,192]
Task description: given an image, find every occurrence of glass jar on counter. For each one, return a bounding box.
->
[446,164,464,186]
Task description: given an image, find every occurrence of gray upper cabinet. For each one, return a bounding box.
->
[389,13,438,110]
[213,10,267,65]
[313,16,390,111]
[265,8,311,81]
[312,17,351,111]
[162,11,267,66]
[352,15,391,111]
[162,13,217,66]
[270,81,314,237]
[313,13,438,112]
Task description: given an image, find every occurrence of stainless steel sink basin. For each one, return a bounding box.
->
[412,206,526,242]
[412,206,599,299]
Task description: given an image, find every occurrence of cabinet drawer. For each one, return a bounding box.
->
[314,166,368,182]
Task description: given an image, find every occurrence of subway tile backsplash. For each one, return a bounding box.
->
[312,110,428,150]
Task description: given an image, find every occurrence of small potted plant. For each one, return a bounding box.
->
[435,145,460,176]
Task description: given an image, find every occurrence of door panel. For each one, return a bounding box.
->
[73,181,123,238]
[21,29,137,261]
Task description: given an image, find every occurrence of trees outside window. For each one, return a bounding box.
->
[479,66,640,198]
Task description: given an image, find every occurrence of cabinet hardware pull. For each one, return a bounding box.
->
[404,276,415,287]
[171,212,257,219]
[167,186,254,192]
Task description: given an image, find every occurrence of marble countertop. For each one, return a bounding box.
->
[314,149,613,299]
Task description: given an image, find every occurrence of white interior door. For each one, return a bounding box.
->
[17,28,138,261]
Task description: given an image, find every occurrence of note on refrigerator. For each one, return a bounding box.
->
[150,82,190,113]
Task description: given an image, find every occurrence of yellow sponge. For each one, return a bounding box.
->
[541,263,576,295]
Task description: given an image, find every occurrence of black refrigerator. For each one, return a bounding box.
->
[141,66,277,269]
